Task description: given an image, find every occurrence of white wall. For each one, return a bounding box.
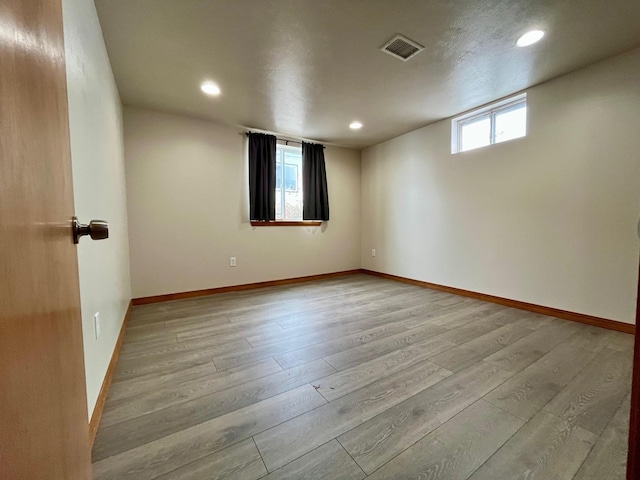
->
[362,49,640,324]
[124,108,361,298]
[62,0,132,416]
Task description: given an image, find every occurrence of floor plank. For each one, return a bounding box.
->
[106,360,217,401]
[421,302,509,330]
[273,323,408,370]
[313,336,456,402]
[93,359,335,461]
[544,347,632,435]
[468,410,598,480]
[323,323,448,371]
[260,440,365,480]
[92,384,326,480]
[429,320,537,372]
[397,299,477,329]
[338,361,513,474]
[253,359,451,471]
[101,358,283,427]
[484,327,610,421]
[483,319,581,373]
[153,438,266,480]
[366,400,523,480]
[573,394,631,480]
[118,332,250,361]
[435,307,521,344]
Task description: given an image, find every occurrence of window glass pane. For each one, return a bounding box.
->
[494,102,527,143]
[284,164,298,191]
[276,163,283,190]
[275,149,283,220]
[460,115,490,152]
[283,151,302,220]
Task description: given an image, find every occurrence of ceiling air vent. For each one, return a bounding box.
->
[380,34,424,62]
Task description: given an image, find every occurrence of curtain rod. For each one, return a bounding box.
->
[244,132,325,148]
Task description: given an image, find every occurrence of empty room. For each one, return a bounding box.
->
[3,0,640,479]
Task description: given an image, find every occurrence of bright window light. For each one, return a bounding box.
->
[451,93,527,153]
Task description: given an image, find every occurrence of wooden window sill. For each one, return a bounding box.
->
[251,221,322,227]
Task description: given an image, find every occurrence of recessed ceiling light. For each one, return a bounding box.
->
[516,30,545,47]
[201,82,221,96]
[349,121,363,130]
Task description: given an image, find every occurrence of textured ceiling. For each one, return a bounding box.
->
[94,0,640,149]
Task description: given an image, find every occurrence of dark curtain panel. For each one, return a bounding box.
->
[248,133,276,221]
[302,142,330,221]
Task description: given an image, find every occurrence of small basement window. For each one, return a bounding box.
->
[452,93,527,153]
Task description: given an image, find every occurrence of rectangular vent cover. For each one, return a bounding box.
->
[380,34,424,61]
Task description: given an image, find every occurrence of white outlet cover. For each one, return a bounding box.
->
[230,257,237,267]
[372,249,376,257]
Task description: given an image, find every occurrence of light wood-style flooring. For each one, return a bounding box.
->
[92,274,634,480]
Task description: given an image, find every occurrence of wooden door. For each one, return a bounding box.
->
[628,259,640,479]
[0,0,92,479]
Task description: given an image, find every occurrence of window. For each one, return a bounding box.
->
[452,93,527,153]
[248,133,327,225]
[275,143,303,220]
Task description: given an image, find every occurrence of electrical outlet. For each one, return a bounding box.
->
[230,257,237,267]
[371,249,376,257]
[94,312,101,339]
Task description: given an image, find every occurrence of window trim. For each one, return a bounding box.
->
[251,221,322,227]
[451,93,527,153]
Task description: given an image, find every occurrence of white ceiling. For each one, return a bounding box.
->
[94,0,640,149]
